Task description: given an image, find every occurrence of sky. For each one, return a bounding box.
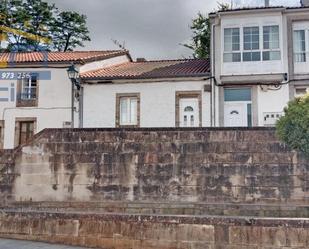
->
[46,0,299,60]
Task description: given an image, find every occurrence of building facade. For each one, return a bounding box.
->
[80,60,211,128]
[209,3,309,127]
[0,51,131,149]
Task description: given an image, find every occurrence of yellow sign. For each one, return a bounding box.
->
[0,32,7,41]
[0,62,8,68]
[0,25,52,44]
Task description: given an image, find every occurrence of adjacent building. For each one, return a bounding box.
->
[80,59,211,128]
[209,1,309,127]
[0,50,131,149]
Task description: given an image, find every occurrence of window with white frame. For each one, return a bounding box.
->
[21,74,37,100]
[119,96,138,126]
[223,25,281,63]
[293,30,306,62]
[263,25,281,61]
[243,26,260,61]
[223,28,241,62]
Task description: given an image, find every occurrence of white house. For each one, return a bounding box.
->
[0,50,131,149]
[209,1,309,127]
[80,59,211,128]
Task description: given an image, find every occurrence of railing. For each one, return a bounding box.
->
[19,88,37,100]
[294,52,308,63]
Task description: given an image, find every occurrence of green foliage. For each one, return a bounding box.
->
[183,12,210,59]
[184,3,230,59]
[51,11,91,52]
[276,94,309,156]
[0,0,91,51]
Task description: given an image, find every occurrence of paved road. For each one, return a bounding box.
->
[0,239,90,248]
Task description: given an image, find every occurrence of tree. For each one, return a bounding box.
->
[276,94,309,156]
[19,0,55,51]
[184,3,230,59]
[0,0,91,52]
[51,11,91,52]
[183,12,210,59]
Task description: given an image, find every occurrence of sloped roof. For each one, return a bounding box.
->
[0,50,129,65]
[210,5,309,15]
[81,59,210,80]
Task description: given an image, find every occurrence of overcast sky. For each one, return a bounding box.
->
[46,0,299,60]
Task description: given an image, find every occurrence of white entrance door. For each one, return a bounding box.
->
[224,102,248,127]
[179,98,199,127]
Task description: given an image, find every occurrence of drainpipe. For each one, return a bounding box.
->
[79,86,84,128]
[211,17,219,127]
[71,82,74,128]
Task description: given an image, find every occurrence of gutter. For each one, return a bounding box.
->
[81,74,211,84]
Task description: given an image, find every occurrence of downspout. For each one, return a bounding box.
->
[71,82,74,128]
[211,23,215,127]
[211,17,219,127]
[79,86,84,128]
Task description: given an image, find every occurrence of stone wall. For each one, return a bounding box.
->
[0,127,308,209]
[0,149,15,203]
[0,211,308,249]
[6,127,307,206]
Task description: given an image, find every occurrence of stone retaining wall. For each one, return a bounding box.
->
[0,211,308,249]
[0,149,15,203]
[4,127,307,206]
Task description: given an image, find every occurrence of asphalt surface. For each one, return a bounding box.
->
[0,239,90,248]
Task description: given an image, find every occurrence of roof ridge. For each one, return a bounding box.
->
[133,58,208,63]
[0,50,125,54]
[81,61,131,75]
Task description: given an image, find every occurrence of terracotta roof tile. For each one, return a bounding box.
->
[0,50,128,64]
[81,59,210,80]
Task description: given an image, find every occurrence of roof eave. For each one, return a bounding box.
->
[210,6,286,17]
[0,50,130,68]
[81,73,211,83]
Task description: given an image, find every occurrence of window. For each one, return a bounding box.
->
[263,25,281,61]
[21,75,37,100]
[116,93,140,127]
[224,88,252,102]
[17,74,38,107]
[224,28,241,62]
[243,26,261,61]
[294,30,306,62]
[120,97,137,125]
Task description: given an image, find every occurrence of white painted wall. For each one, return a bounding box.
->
[257,84,289,126]
[83,80,211,128]
[0,68,72,149]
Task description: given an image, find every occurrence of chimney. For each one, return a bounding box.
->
[265,0,270,7]
[300,0,309,7]
[136,58,147,62]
